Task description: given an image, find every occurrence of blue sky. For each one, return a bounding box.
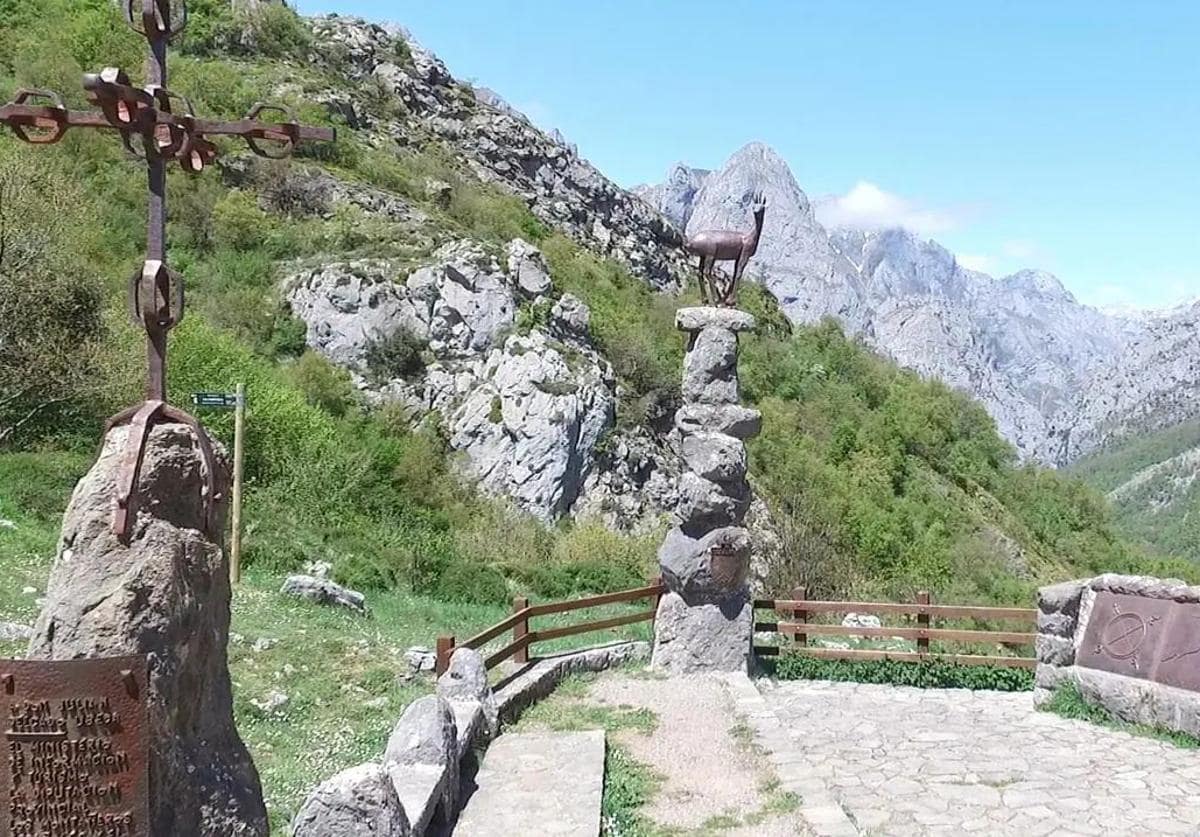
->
[294,1,1200,310]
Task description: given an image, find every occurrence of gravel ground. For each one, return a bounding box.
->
[587,674,810,835]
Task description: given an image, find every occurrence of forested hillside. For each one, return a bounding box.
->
[1069,421,1200,564]
[1,0,1192,616]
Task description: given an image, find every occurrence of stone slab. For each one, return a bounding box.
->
[453,731,605,837]
[1077,591,1200,690]
[676,307,757,333]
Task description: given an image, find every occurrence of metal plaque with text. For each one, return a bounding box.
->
[1,656,150,837]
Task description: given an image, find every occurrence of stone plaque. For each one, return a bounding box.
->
[1077,592,1200,691]
[1155,607,1200,692]
[1,656,149,837]
[1078,592,1171,679]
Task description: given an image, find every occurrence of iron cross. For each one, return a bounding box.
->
[0,0,334,539]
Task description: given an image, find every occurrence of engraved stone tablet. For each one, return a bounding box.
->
[1153,605,1200,692]
[1,656,149,837]
[1077,592,1170,680]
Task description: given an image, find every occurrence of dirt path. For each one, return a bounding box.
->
[585,673,809,835]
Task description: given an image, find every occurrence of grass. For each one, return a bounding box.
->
[1040,681,1200,749]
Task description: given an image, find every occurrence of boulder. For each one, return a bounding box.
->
[405,646,437,673]
[650,589,753,673]
[674,403,762,440]
[281,575,366,613]
[291,762,410,837]
[28,423,267,837]
[383,695,457,769]
[682,328,739,404]
[658,525,752,602]
[676,306,757,333]
[681,432,747,483]
[437,647,498,738]
[506,238,552,298]
[676,472,750,533]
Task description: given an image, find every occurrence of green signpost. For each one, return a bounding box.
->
[192,384,246,584]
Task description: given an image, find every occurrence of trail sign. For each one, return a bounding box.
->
[192,392,241,409]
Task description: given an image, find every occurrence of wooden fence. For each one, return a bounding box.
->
[753,587,1037,669]
[435,578,665,675]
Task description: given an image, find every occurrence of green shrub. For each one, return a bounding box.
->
[431,558,509,606]
[212,190,273,251]
[773,654,1033,691]
[285,352,357,418]
[364,328,426,384]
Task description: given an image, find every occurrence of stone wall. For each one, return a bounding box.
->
[293,641,645,836]
[1036,574,1200,738]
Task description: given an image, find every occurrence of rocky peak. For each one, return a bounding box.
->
[638,141,1198,465]
[306,14,689,290]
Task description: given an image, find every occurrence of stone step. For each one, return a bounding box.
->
[453,730,606,837]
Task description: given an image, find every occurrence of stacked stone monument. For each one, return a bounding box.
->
[651,307,761,673]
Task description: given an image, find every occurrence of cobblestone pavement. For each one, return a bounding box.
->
[759,679,1200,836]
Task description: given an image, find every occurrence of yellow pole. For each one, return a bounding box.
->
[230,382,245,585]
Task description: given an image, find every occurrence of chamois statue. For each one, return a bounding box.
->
[684,192,768,306]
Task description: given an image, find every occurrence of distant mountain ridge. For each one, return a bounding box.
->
[635,143,1199,466]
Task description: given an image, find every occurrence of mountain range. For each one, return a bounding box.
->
[634,144,1199,467]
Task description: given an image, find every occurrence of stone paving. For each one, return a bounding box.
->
[453,730,605,836]
[757,679,1200,836]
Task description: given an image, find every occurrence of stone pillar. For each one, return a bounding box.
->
[28,423,269,837]
[652,307,761,673]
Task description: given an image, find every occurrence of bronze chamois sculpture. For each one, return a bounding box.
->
[685,191,767,306]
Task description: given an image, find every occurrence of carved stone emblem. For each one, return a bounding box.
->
[1078,592,1200,691]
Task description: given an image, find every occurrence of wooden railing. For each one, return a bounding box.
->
[435,578,665,675]
[754,587,1037,669]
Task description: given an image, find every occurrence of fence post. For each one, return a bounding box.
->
[916,590,930,658]
[513,596,530,665]
[648,575,663,634]
[435,635,455,676]
[792,586,807,647]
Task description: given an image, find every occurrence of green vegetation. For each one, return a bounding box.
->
[1069,421,1200,563]
[773,654,1034,691]
[1041,682,1200,749]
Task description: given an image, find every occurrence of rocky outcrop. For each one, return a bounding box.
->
[651,307,759,674]
[305,15,689,290]
[1064,300,1200,461]
[287,239,678,526]
[29,423,267,837]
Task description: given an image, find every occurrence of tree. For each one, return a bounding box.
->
[0,148,105,446]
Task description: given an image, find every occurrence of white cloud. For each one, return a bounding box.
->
[956,254,995,273]
[814,181,966,236]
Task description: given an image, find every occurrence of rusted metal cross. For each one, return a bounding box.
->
[0,0,334,540]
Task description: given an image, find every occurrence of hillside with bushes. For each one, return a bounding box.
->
[1,0,1192,620]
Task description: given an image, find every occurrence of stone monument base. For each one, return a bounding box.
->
[650,590,752,674]
[1035,574,1200,738]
